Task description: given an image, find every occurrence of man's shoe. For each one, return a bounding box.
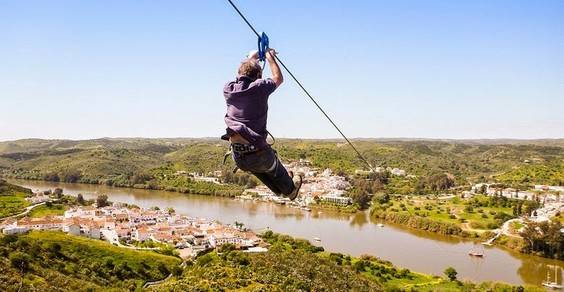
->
[287,174,302,201]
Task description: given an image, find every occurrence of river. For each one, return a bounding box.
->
[8,179,563,287]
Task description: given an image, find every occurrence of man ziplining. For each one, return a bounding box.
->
[222,1,377,201]
[221,48,303,200]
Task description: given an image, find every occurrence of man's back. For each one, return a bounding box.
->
[223,76,277,149]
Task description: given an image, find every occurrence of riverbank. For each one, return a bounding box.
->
[370,206,564,262]
[2,174,244,197]
[151,231,543,291]
[7,178,564,286]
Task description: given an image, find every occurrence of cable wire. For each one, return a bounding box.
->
[226,0,376,172]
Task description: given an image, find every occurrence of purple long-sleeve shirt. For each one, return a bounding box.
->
[222,76,277,149]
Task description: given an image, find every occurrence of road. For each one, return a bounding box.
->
[0,202,47,221]
[501,218,523,238]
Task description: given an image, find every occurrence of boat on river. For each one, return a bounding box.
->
[468,246,484,257]
[542,265,563,289]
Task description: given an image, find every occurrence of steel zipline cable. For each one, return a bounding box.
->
[226,0,376,173]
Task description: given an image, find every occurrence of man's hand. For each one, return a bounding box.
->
[247,50,260,60]
[265,48,283,87]
[265,48,277,61]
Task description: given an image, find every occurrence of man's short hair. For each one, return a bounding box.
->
[238,60,262,81]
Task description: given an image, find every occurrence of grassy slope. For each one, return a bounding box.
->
[0,229,543,291]
[0,179,32,218]
[151,232,541,292]
[373,195,514,232]
[0,231,181,291]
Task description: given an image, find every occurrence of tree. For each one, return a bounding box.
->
[96,194,109,208]
[77,193,85,205]
[520,221,563,259]
[171,265,183,277]
[61,170,81,183]
[10,252,31,273]
[357,192,371,210]
[444,267,457,281]
[53,188,63,198]
[43,173,60,182]
[373,193,390,204]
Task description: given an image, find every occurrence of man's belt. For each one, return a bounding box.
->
[231,143,258,154]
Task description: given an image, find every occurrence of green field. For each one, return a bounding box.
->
[27,203,66,218]
[0,179,31,218]
[371,194,521,235]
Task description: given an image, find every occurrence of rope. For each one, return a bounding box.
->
[226,0,376,173]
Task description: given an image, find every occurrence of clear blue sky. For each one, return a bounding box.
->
[1,0,562,141]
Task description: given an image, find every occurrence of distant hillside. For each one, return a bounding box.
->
[0,138,562,192]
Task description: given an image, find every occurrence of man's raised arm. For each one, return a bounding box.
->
[266,49,283,87]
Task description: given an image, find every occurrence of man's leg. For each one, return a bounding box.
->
[252,172,282,195]
[256,153,295,196]
[233,148,296,196]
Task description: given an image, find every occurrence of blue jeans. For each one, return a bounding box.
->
[233,147,294,195]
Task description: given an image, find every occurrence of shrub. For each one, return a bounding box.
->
[10,252,31,272]
[444,267,457,281]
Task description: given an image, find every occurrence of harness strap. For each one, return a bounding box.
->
[222,146,239,173]
[257,32,269,62]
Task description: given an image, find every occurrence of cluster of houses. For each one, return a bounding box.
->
[466,183,564,223]
[468,183,563,203]
[242,160,353,206]
[355,166,411,177]
[174,170,222,185]
[1,204,263,257]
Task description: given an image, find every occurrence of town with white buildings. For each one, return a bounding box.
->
[1,203,264,258]
[241,159,354,207]
[468,183,564,223]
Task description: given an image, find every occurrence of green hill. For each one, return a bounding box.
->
[0,230,542,291]
[0,231,181,291]
[0,138,562,194]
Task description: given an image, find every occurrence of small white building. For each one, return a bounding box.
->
[391,168,406,176]
[84,223,101,239]
[65,223,81,236]
[320,193,353,206]
[209,234,242,247]
[2,226,29,235]
[132,226,151,242]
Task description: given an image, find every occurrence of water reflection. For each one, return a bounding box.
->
[349,212,369,228]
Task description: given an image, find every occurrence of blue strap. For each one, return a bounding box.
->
[257,32,269,62]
